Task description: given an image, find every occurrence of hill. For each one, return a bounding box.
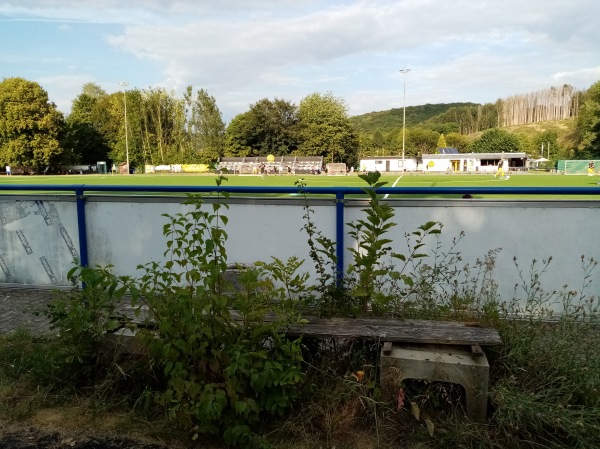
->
[504,119,577,153]
[350,102,577,154]
[349,102,479,134]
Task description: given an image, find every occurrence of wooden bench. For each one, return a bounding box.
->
[285,317,501,422]
[108,310,500,421]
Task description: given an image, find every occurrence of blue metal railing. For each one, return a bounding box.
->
[2,184,600,281]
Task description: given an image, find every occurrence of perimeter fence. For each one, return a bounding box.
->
[1,184,600,304]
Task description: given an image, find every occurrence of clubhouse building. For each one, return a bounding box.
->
[359,149,529,174]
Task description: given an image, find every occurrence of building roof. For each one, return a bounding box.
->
[438,147,459,154]
[423,152,528,160]
[360,156,407,160]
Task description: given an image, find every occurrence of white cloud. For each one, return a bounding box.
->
[1,0,598,120]
[36,74,98,112]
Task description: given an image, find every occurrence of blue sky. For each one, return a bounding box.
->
[1,0,599,123]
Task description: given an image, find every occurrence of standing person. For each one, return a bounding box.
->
[588,161,595,176]
[494,159,504,179]
[5,165,11,176]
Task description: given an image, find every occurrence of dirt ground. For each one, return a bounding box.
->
[0,287,197,449]
[0,422,173,449]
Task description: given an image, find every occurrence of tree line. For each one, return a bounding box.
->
[502,85,579,127]
[1,76,599,174]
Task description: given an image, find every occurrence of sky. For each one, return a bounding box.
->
[1,0,599,123]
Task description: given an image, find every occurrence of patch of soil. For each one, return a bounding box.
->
[0,289,202,449]
[0,423,173,449]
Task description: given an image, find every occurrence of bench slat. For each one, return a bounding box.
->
[286,317,501,346]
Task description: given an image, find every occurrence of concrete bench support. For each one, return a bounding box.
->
[380,344,490,421]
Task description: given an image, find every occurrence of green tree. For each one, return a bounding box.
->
[0,77,64,172]
[477,102,500,131]
[356,131,371,160]
[468,128,521,153]
[225,98,299,157]
[365,129,400,157]
[139,88,184,164]
[437,133,448,150]
[297,92,359,165]
[445,132,470,152]
[92,92,130,167]
[188,88,226,163]
[224,112,257,157]
[404,127,439,156]
[514,130,559,162]
[575,80,600,158]
[63,83,112,165]
[372,130,386,155]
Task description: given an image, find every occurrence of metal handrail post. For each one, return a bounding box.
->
[336,190,345,284]
[74,186,89,268]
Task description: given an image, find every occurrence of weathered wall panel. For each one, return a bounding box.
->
[1,195,598,306]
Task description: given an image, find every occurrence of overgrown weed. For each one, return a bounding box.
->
[1,172,599,448]
[0,330,72,419]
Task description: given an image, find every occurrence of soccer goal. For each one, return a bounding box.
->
[326,163,347,175]
[558,160,600,175]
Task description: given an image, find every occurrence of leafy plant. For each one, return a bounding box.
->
[299,171,443,317]
[295,179,349,317]
[45,264,130,380]
[129,179,307,447]
[346,171,401,315]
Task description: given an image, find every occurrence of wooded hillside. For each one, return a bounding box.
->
[349,103,478,134]
[502,85,579,126]
[350,85,581,135]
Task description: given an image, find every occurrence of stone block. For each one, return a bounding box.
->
[380,344,489,421]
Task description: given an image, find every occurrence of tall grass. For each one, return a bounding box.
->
[1,173,599,448]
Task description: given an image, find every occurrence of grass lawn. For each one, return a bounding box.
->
[1,171,599,199]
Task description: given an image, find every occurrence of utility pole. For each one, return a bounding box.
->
[120,82,129,172]
[399,68,411,171]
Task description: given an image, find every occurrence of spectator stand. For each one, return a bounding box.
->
[217,156,323,175]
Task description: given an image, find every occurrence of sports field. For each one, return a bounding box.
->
[1,171,600,199]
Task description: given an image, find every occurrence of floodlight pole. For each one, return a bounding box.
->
[399,68,410,171]
[120,82,130,172]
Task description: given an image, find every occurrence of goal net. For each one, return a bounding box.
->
[557,160,600,175]
[326,163,347,174]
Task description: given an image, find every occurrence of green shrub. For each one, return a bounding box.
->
[38,173,600,449]
[129,186,307,447]
[299,171,444,318]
[45,264,131,381]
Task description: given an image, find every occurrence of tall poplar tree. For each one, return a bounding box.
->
[140,88,183,164]
[63,83,112,165]
[191,88,226,163]
[437,133,448,150]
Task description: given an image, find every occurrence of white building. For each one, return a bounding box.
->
[359,156,419,173]
[421,151,528,173]
[360,150,529,174]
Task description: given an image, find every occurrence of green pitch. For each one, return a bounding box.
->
[1,172,599,199]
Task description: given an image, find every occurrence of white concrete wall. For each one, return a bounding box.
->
[421,157,483,173]
[0,198,80,285]
[345,200,600,303]
[1,196,599,307]
[360,158,419,172]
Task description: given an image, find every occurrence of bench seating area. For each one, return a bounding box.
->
[287,317,501,422]
[108,311,501,421]
[217,156,324,175]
